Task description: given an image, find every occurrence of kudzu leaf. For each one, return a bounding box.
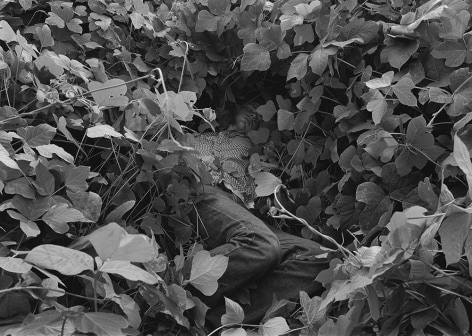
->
[280,14,304,31]
[99,260,159,284]
[66,18,82,34]
[309,47,336,75]
[318,320,337,336]
[157,91,195,121]
[88,79,128,107]
[364,130,398,163]
[254,172,282,197]
[453,133,472,198]
[4,177,35,199]
[338,18,378,44]
[392,77,417,106]
[356,182,385,205]
[259,317,290,336]
[195,10,219,32]
[241,43,271,71]
[356,182,392,231]
[260,25,285,49]
[167,284,187,313]
[35,54,64,78]
[287,139,305,164]
[465,234,472,277]
[363,89,388,124]
[67,189,102,222]
[428,87,452,104]
[36,25,54,48]
[41,278,65,297]
[222,328,247,336]
[287,53,308,81]
[189,250,228,296]
[76,312,129,336]
[248,127,270,144]
[380,37,419,69]
[277,109,294,130]
[112,294,141,329]
[221,297,245,325]
[417,177,439,210]
[257,101,277,122]
[34,163,55,196]
[395,116,444,175]
[0,257,32,273]
[104,200,135,224]
[296,196,322,225]
[431,41,466,68]
[293,24,314,46]
[0,20,16,43]
[0,143,19,170]
[300,291,324,327]
[19,0,33,10]
[208,0,230,15]
[439,8,470,40]
[365,71,393,89]
[25,244,94,275]
[42,203,92,234]
[452,298,470,334]
[7,210,40,237]
[448,68,472,116]
[46,12,66,28]
[12,195,51,220]
[438,211,471,265]
[36,144,74,163]
[325,38,363,48]
[86,124,122,138]
[13,310,64,335]
[88,222,155,263]
[64,165,90,191]
[294,1,320,17]
[17,124,56,148]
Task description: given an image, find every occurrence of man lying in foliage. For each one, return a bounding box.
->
[187,107,330,327]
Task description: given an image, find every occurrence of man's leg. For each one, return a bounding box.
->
[190,186,281,325]
[242,228,330,323]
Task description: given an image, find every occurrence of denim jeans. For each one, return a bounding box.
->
[190,186,330,326]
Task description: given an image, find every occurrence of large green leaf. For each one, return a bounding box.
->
[88,79,129,107]
[221,297,245,325]
[0,257,32,273]
[241,43,271,71]
[42,203,92,234]
[75,312,129,336]
[17,124,56,148]
[0,143,20,170]
[88,222,155,263]
[25,244,94,275]
[439,210,471,265]
[188,250,228,296]
[259,317,290,336]
[99,260,159,284]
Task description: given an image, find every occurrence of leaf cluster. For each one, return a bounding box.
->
[0,0,472,335]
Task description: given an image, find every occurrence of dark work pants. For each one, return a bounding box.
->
[191,186,329,326]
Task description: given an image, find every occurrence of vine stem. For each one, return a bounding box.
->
[0,68,162,125]
[272,184,355,260]
[174,40,190,93]
[207,323,262,336]
[93,271,98,312]
[427,74,472,128]
[140,67,173,141]
[0,286,105,301]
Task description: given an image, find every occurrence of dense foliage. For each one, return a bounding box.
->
[0,0,472,335]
